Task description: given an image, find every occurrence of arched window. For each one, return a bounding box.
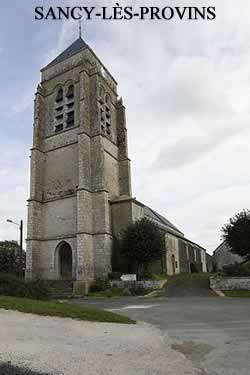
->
[55,87,64,132]
[54,84,76,132]
[55,87,63,103]
[66,84,75,128]
[66,84,74,99]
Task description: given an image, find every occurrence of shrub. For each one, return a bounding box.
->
[121,218,165,275]
[222,263,250,277]
[129,286,147,296]
[0,241,26,276]
[108,272,123,280]
[137,271,152,280]
[222,210,250,262]
[0,273,51,300]
[89,279,110,293]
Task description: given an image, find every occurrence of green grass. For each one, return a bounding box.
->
[223,290,250,297]
[0,296,135,324]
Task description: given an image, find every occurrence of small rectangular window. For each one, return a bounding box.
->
[55,106,63,112]
[55,124,63,133]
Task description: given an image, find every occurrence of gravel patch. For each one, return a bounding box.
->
[0,362,51,375]
[0,309,202,375]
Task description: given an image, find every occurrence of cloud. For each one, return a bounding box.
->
[11,89,34,114]
[154,113,250,170]
[1,0,250,255]
[0,140,29,244]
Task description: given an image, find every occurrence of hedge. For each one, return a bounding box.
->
[0,273,51,300]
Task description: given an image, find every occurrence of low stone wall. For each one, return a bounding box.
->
[110,280,167,291]
[210,276,250,291]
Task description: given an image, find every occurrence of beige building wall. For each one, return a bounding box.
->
[166,234,180,275]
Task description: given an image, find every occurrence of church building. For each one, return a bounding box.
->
[26,36,207,293]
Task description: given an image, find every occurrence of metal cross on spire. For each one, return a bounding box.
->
[79,18,82,39]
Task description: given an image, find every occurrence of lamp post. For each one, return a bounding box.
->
[6,219,23,278]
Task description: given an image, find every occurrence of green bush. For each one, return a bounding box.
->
[129,286,148,296]
[89,279,110,293]
[222,210,250,262]
[0,241,26,276]
[121,218,165,274]
[0,273,51,300]
[222,263,250,276]
[108,272,123,280]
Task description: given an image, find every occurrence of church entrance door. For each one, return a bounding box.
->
[59,243,72,280]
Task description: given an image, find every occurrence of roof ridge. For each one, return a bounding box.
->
[144,205,184,236]
[149,206,183,234]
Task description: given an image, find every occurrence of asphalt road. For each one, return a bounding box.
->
[72,296,250,375]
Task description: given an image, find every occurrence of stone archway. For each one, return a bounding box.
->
[57,242,73,280]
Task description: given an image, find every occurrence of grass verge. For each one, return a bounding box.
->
[0,296,135,324]
[223,290,250,297]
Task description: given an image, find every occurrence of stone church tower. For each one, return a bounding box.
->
[26,36,132,288]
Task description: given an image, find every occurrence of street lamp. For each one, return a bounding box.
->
[6,219,23,278]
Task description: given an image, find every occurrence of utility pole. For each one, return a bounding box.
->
[19,220,23,278]
[6,219,24,278]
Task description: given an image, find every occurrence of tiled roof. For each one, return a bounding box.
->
[43,37,88,70]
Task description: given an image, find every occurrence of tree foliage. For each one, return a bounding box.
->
[0,241,25,276]
[121,218,165,271]
[222,209,250,262]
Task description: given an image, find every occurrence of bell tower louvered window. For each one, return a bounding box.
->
[54,84,75,133]
[55,88,63,103]
[66,85,75,128]
[99,93,112,137]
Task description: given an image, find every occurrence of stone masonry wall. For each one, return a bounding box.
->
[110,280,167,291]
[210,276,250,290]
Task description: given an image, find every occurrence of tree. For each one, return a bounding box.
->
[121,218,165,274]
[222,209,250,262]
[0,241,26,276]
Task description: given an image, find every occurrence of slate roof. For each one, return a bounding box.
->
[144,206,207,249]
[144,206,184,237]
[43,37,89,70]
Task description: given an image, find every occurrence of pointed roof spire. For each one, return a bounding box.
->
[42,37,88,70]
